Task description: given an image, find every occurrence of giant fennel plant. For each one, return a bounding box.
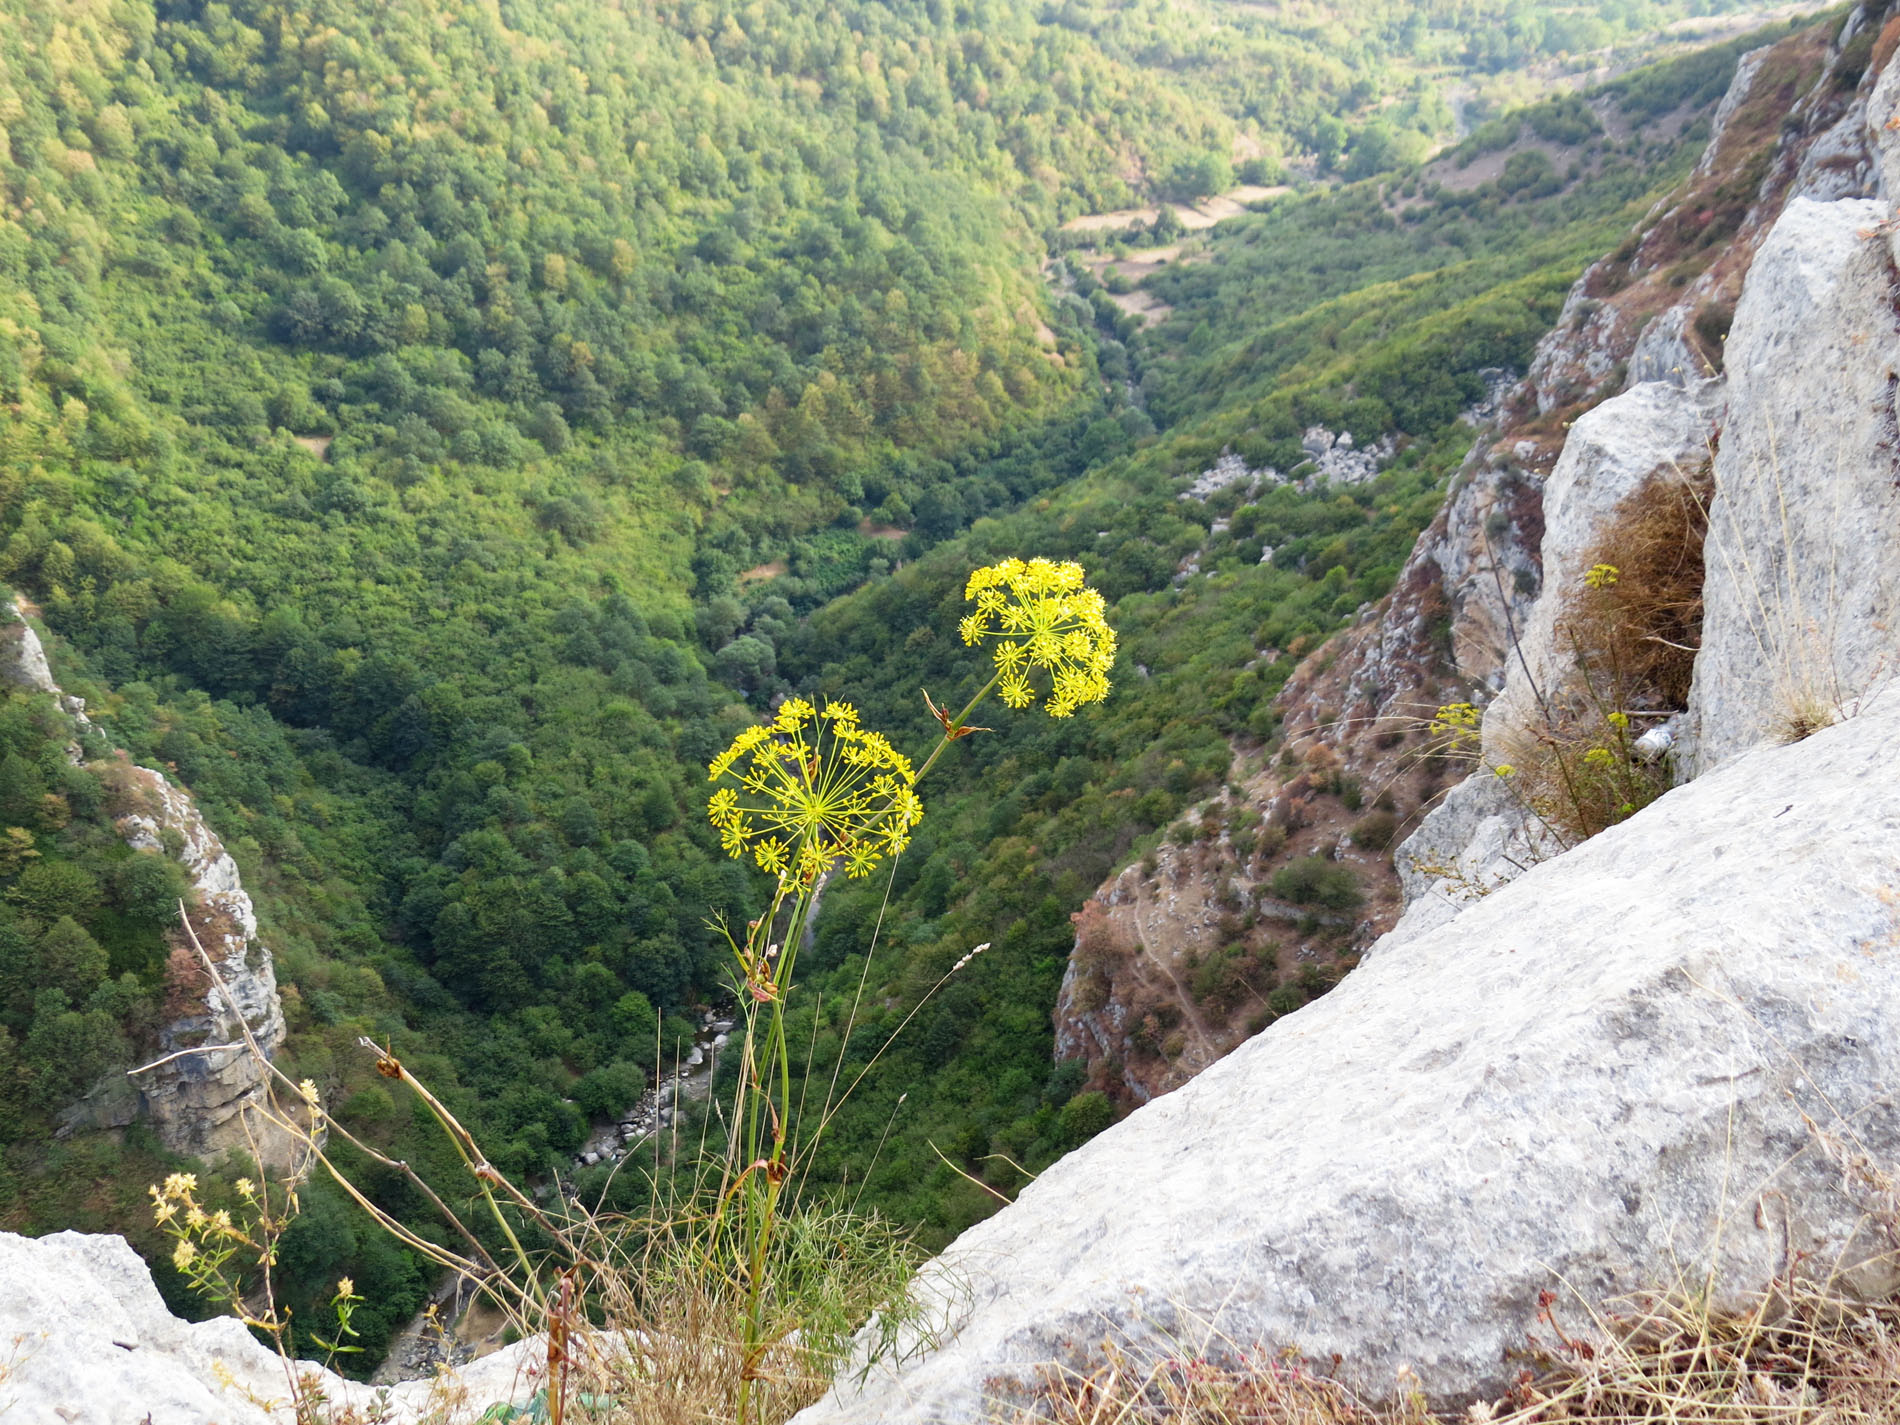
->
[150,558,1117,1425]
[705,557,1114,1423]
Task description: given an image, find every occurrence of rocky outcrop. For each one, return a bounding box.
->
[0,602,292,1162]
[1395,7,1900,927]
[1049,13,1869,1100]
[115,757,293,1162]
[796,699,1900,1423]
[0,1230,540,1424]
[1487,380,1722,741]
[1681,192,1900,772]
[1392,376,1724,930]
[840,13,1900,1414]
[0,605,57,693]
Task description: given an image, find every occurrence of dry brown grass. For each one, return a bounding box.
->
[996,1278,1900,1425]
[537,1201,928,1425]
[1488,463,1713,845]
[1568,462,1713,713]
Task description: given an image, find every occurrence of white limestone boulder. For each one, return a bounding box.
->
[1682,194,1900,773]
[794,701,1900,1422]
[1394,376,1721,923]
[0,1231,543,1424]
[1482,376,1723,760]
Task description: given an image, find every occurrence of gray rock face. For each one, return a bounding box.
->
[1394,378,1723,920]
[0,603,293,1160]
[0,1230,541,1424]
[794,702,1900,1422]
[0,606,58,693]
[1486,378,1723,748]
[1382,768,1555,948]
[117,762,294,1162]
[1624,306,1709,388]
[1683,194,1900,773]
[1692,44,1771,182]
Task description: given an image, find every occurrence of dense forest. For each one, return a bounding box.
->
[0,0,1819,1369]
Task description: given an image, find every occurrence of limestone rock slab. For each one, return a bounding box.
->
[0,1231,542,1424]
[794,702,1900,1422]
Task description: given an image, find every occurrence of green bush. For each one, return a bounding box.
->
[1269,857,1363,911]
[1055,1090,1116,1150]
[1266,984,1305,1017]
[1350,811,1399,851]
[1190,942,1273,1012]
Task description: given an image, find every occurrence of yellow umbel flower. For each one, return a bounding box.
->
[707,700,924,882]
[1585,562,1620,590]
[1429,702,1482,747]
[958,558,1116,717]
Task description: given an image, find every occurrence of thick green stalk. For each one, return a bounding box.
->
[913,669,1001,785]
[732,668,1003,1421]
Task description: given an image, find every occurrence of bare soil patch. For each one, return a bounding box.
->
[1059,184,1286,235]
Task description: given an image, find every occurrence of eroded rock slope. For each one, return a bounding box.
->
[1056,4,1900,1095]
[1,604,291,1162]
[800,8,1900,1417]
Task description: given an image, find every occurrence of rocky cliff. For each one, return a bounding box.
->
[1054,4,1899,1096]
[1400,4,1900,928]
[801,698,1900,1423]
[0,603,292,1163]
[797,5,1900,1417]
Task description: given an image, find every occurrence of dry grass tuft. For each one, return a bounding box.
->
[1567,462,1713,713]
[543,1199,926,1425]
[1486,463,1713,845]
[997,1277,1900,1425]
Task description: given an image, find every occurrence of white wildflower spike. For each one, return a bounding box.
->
[952,941,992,973]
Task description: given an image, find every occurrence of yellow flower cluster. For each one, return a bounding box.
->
[1585,562,1620,590]
[149,1171,249,1278]
[707,699,924,883]
[1429,701,1482,746]
[958,558,1116,717]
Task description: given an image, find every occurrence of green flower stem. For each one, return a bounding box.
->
[407,1079,545,1316]
[725,658,1022,1422]
[913,670,1002,785]
[731,854,820,1425]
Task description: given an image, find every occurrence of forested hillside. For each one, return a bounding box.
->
[0,0,1822,1370]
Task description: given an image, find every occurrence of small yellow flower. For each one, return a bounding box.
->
[1606,711,1629,730]
[298,1079,320,1107]
[234,1178,256,1199]
[1429,702,1482,746]
[336,1277,355,1299]
[959,558,1116,718]
[1585,563,1620,590]
[1493,764,1516,777]
[707,703,924,883]
[162,1172,198,1199]
[753,837,789,875]
[173,1240,198,1271]
[153,1199,177,1225]
[185,1205,208,1230]
[1582,747,1616,768]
